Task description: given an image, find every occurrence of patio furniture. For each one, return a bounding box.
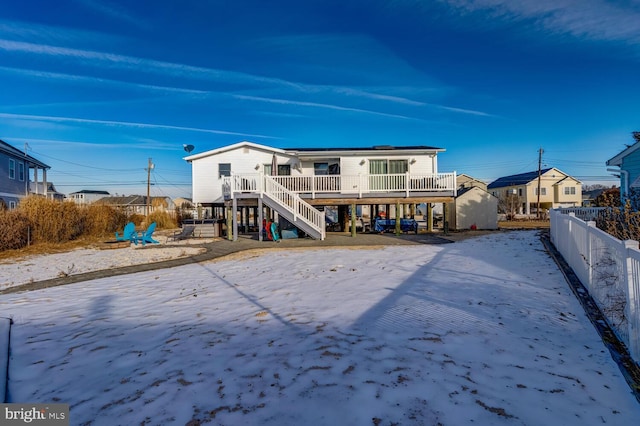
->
[374,218,419,234]
[115,222,136,242]
[132,222,160,246]
[168,225,196,242]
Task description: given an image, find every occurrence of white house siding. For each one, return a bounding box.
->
[191,156,219,204]
[191,145,297,204]
[341,156,364,176]
[410,154,436,175]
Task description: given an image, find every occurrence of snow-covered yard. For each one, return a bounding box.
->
[1,230,638,425]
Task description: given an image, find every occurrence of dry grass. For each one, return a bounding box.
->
[498,220,550,229]
[0,196,177,255]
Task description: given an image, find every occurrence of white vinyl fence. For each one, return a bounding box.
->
[550,209,640,363]
[556,207,608,222]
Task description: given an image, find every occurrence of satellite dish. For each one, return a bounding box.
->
[183,144,195,153]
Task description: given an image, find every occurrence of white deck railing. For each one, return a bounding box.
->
[263,178,325,239]
[224,173,325,240]
[232,172,456,198]
[550,209,640,364]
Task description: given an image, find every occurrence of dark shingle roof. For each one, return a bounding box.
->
[71,190,110,195]
[285,145,442,152]
[0,139,50,169]
[487,168,553,189]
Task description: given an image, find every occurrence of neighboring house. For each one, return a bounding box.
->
[445,174,497,230]
[173,197,194,210]
[173,196,196,218]
[582,188,607,207]
[606,140,640,205]
[457,173,488,191]
[96,195,175,216]
[487,168,582,215]
[0,138,51,209]
[184,141,457,240]
[68,190,110,205]
[30,182,65,201]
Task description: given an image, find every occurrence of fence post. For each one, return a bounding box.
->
[567,213,575,261]
[623,240,640,362]
[586,221,596,287]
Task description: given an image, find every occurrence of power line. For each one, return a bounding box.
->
[29,149,142,172]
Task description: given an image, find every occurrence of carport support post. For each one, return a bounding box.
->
[258,198,264,241]
[443,202,449,235]
[427,203,433,232]
[226,205,232,241]
[395,202,401,236]
[351,203,356,237]
[232,198,239,241]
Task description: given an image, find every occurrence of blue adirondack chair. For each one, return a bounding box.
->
[133,222,159,246]
[115,222,136,242]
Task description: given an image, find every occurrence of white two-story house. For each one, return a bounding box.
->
[185,141,457,240]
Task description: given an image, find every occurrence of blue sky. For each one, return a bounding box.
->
[1,0,639,198]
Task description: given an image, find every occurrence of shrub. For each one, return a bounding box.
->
[597,200,640,242]
[83,204,128,237]
[0,197,180,252]
[19,196,86,243]
[0,210,31,250]
[595,188,620,208]
[146,210,177,229]
[128,213,145,227]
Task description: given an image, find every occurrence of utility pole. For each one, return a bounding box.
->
[536,147,543,219]
[146,158,154,216]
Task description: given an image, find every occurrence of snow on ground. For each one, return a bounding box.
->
[0,239,212,290]
[1,230,639,425]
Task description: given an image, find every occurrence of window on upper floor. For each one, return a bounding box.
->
[564,187,576,195]
[264,164,291,176]
[389,160,408,174]
[314,163,329,175]
[219,163,231,178]
[9,159,15,179]
[534,187,547,195]
[369,159,408,174]
[518,188,523,196]
[278,165,290,175]
[18,163,24,181]
[9,201,16,209]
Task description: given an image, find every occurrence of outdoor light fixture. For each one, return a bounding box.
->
[410,158,417,164]
[255,164,260,170]
[359,159,366,165]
